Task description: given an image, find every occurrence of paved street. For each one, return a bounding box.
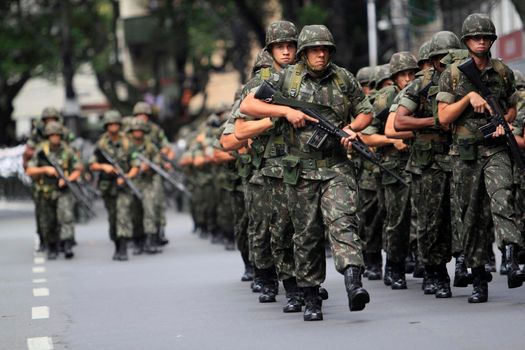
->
[1,200,525,350]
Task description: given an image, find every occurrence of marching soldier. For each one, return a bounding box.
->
[26,121,82,260]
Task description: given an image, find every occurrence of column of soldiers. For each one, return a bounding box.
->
[25,102,178,261]
[178,13,525,321]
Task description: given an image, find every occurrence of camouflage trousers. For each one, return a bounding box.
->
[115,189,134,239]
[31,186,43,242]
[137,177,158,235]
[287,172,363,288]
[268,177,295,281]
[245,175,274,269]
[516,184,525,241]
[412,168,452,266]
[153,175,166,228]
[217,188,235,241]
[101,191,117,241]
[232,187,249,256]
[384,180,411,264]
[452,151,523,267]
[37,190,75,244]
[409,181,418,256]
[356,179,384,254]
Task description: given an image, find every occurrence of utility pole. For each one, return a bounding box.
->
[367,0,378,67]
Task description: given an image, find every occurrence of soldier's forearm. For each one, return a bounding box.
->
[220,134,247,151]
[504,106,517,123]
[394,106,434,131]
[234,118,273,140]
[348,113,373,132]
[438,96,470,124]
[68,170,82,182]
[239,93,291,119]
[385,112,415,139]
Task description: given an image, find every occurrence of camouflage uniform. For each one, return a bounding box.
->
[437,15,524,302]
[512,82,525,242]
[28,129,81,257]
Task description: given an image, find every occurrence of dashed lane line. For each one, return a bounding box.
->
[31,306,50,320]
[33,288,50,297]
[27,336,54,350]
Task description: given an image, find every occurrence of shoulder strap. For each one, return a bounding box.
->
[451,62,460,93]
[492,59,509,85]
[283,64,305,97]
[333,67,349,94]
[260,67,272,81]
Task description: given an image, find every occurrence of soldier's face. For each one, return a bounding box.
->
[49,134,61,146]
[107,123,120,134]
[465,36,492,55]
[305,46,330,72]
[431,55,446,73]
[132,130,144,140]
[419,60,432,71]
[393,70,416,90]
[136,114,149,122]
[271,41,297,68]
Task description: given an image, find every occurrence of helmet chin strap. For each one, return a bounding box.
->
[303,53,330,75]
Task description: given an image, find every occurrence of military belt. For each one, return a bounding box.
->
[300,156,341,169]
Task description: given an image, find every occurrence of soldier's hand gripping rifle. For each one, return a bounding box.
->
[254,81,408,186]
[39,151,97,217]
[95,148,143,199]
[136,153,192,197]
[458,58,525,172]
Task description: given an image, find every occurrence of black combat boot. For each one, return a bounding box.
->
[468,266,488,303]
[112,240,120,261]
[133,237,144,255]
[144,234,160,254]
[117,238,128,261]
[486,247,497,273]
[157,226,169,246]
[47,243,58,260]
[319,287,329,300]
[258,267,277,303]
[453,253,471,287]
[344,266,370,311]
[499,247,508,275]
[423,265,437,295]
[413,254,425,278]
[367,252,383,280]
[63,240,74,259]
[282,278,303,313]
[383,259,393,286]
[391,262,407,290]
[240,252,254,282]
[303,286,323,321]
[505,244,525,289]
[251,267,263,293]
[435,264,452,298]
[405,251,416,274]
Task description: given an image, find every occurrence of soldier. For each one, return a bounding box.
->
[393,31,462,298]
[235,21,299,307]
[133,102,175,246]
[90,110,140,261]
[356,66,377,96]
[417,40,433,71]
[241,24,373,321]
[361,52,418,290]
[129,117,163,254]
[26,121,82,260]
[437,13,524,303]
[24,107,76,252]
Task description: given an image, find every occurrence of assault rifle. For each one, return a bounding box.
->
[136,153,191,197]
[458,58,525,172]
[254,81,408,186]
[94,148,143,199]
[38,151,96,217]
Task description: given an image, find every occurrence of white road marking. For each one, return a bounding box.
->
[34,257,45,265]
[33,288,49,297]
[32,267,46,274]
[27,337,53,350]
[32,279,47,284]
[31,306,50,320]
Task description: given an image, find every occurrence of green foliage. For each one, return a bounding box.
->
[409,0,437,26]
[297,4,330,28]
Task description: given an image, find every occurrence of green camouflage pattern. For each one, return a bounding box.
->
[418,40,432,64]
[265,20,297,48]
[103,110,122,126]
[428,31,461,58]
[133,101,153,116]
[356,66,376,85]
[296,24,335,56]
[41,107,60,120]
[461,13,497,41]
[373,64,391,87]
[389,51,418,77]
[44,121,65,136]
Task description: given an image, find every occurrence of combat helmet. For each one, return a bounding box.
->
[389,52,418,77]
[132,102,152,116]
[296,25,336,57]
[41,107,61,121]
[103,110,122,127]
[252,49,273,74]
[374,64,391,87]
[428,31,461,58]
[265,21,297,49]
[44,121,64,136]
[129,117,149,132]
[356,66,376,86]
[418,40,432,65]
[461,13,497,42]
[513,69,525,89]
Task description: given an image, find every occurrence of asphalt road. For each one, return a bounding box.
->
[2,200,525,350]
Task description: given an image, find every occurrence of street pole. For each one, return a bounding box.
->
[367,0,378,67]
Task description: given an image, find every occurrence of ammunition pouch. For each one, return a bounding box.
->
[457,135,478,161]
[237,154,252,178]
[381,160,400,185]
[282,155,301,185]
[412,140,433,167]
